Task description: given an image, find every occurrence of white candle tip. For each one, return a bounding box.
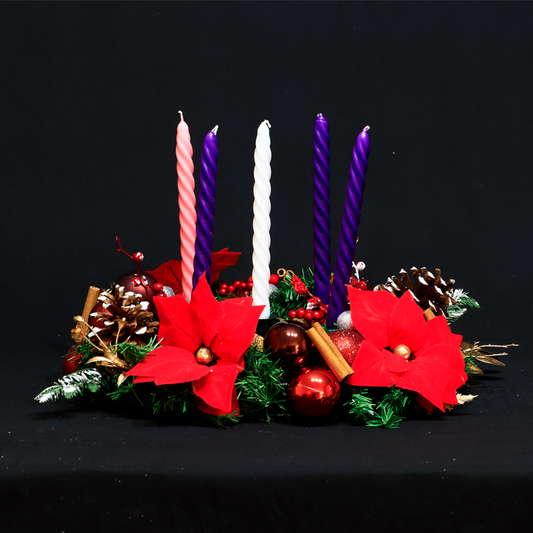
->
[363,125,370,132]
[178,110,184,121]
[264,120,271,128]
[212,125,219,135]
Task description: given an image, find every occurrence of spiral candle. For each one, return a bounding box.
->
[193,126,219,288]
[176,111,197,301]
[327,126,370,329]
[251,120,272,320]
[312,113,332,306]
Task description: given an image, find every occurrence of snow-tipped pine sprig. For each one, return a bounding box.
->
[447,288,480,323]
[35,368,103,403]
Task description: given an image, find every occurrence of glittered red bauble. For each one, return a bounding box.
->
[88,302,112,329]
[288,366,341,417]
[264,322,311,371]
[328,329,364,366]
[115,271,158,305]
[63,346,82,375]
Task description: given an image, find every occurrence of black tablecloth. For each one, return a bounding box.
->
[2,338,531,533]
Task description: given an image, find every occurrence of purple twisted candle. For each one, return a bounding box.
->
[192,126,219,288]
[313,113,332,305]
[327,126,370,329]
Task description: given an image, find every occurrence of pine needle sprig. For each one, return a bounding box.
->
[35,369,104,403]
[235,344,287,421]
[345,386,412,428]
[447,288,480,324]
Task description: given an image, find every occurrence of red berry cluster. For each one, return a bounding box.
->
[218,277,254,297]
[287,296,328,324]
[290,275,308,296]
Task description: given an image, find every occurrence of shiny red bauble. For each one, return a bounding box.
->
[328,329,364,366]
[264,322,312,371]
[288,366,341,417]
[115,271,159,305]
[63,346,82,375]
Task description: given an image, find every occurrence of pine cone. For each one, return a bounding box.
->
[380,267,456,316]
[88,285,159,349]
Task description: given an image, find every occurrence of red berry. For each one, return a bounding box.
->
[220,283,228,289]
[133,252,144,263]
[269,274,279,285]
[304,310,314,320]
[153,283,163,292]
[288,310,298,319]
[248,276,254,283]
[243,291,250,296]
[313,310,323,320]
[234,280,241,288]
[228,285,235,293]
[297,308,306,319]
[219,287,227,296]
[247,281,254,290]
[132,277,141,286]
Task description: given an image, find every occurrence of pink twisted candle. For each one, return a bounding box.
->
[176,111,197,301]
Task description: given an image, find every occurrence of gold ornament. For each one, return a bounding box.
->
[196,346,215,366]
[393,344,411,359]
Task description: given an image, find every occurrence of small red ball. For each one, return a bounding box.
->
[312,310,323,320]
[297,308,306,319]
[219,287,227,296]
[269,274,280,285]
[153,283,163,292]
[289,366,341,417]
[227,285,235,293]
[234,280,241,288]
[220,283,228,289]
[304,310,314,320]
[247,281,254,290]
[288,309,298,319]
[133,252,144,263]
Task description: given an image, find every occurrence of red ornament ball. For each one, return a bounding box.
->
[264,322,311,371]
[288,366,341,417]
[115,271,159,305]
[63,346,82,375]
[328,329,364,366]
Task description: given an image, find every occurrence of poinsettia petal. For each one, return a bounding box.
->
[190,273,223,347]
[420,316,463,351]
[125,346,210,385]
[383,349,412,373]
[349,288,397,349]
[417,343,468,390]
[147,260,183,295]
[388,292,427,353]
[192,362,241,413]
[396,357,450,412]
[197,387,240,417]
[211,298,264,362]
[210,249,241,283]
[153,294,201,351]
[348,341,400,388]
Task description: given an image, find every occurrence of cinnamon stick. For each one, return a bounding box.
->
[81,286,100,322]
[306,322,354,382]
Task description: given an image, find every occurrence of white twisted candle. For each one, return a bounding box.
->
[176,111,197,301]
[252,120,272,319]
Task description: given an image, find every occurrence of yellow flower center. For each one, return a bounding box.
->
[393,344,411,359]
[196,346,215,366]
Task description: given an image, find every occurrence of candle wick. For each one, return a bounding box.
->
[363,125,370,132]
[212,125,219,135]
[178,110,184,121]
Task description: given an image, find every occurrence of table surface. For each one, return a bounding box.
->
[2,337,531,533]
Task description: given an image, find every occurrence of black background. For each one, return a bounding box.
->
[1,2,532,532]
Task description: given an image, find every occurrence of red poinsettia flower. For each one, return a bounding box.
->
[126,273,264,416]
[347,287,467,412]
[147,248,240,295]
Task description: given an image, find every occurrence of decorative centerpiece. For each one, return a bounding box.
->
[36,113,515,427]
